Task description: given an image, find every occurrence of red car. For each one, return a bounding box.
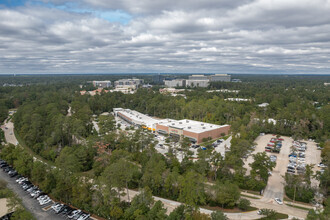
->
[265,149,271,152]
[278,138,284,141]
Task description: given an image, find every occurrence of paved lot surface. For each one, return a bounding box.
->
[1,120,17,146]
[0,198,9,217]
[0,170,62,220]
[302,139,322,188]
[262,135,292,202]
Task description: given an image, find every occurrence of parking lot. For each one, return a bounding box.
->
[244,134,323,204]
[0,159,93,220]
[0,167,63,219]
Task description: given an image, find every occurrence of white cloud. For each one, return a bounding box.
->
[0,0,330,73]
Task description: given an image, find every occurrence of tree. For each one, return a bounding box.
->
[102,158,139,202]
[210,151,223,181]
[238,198,251,211]
[142,155,166,195]
[147,201,168,220]
[212,181,240,208]
[211,211,228,220]
[31,161,47,184]
[178,170,206,208]
[98,115,115,135]
[249,152,275,182]
[55,146,82,172]
[124,187,154,220]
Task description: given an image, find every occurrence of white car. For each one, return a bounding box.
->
[77,213,90,220]
[38,196,49,202]
[318,163,327,168]
[39,198,51,205]
[16,177,28,184]
[274,198,283,205]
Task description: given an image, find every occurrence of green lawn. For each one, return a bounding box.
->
[260,213,288,219]
[286,203,312,211]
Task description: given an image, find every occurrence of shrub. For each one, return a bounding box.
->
[238,198,251,211]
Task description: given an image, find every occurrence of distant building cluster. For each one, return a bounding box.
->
[159,88,187,98]
[224,98,251,102]
[83,78,145,95]
[206,89,240,93]
[113,108,230,144]
[164,74,231,88]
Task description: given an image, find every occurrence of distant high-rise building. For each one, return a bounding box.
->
[152,74,165,84]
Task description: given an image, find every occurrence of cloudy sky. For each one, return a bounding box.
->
[0,0,330,74]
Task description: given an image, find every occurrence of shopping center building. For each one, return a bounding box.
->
[113,108,230,143]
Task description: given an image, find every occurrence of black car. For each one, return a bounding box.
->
[0,163,8,168]
[4,167,12,173]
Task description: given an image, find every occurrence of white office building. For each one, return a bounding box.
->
[164,79,186,87]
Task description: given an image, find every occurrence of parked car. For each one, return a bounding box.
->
[77,213,90,220]
[68,210,82,219]
[274,198,283,205]
[318,163,327,168]
[287,169,295,174]
[40,198,51,206]
[54,204,66,214]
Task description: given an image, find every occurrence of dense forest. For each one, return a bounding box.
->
[0,74,329,219]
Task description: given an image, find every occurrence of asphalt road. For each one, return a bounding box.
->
[0,169,63,220]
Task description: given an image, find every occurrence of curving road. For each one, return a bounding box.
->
[1,116,309,219]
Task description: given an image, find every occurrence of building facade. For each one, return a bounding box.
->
[156,119,230,143]
[114,78,144,89]
[185,80,209,88]
[164,79,186,87]
[93,80,111,88]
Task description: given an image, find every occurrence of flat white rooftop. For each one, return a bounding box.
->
[158,119,227,133]
[114,108,228,134]
[115,108,160,128]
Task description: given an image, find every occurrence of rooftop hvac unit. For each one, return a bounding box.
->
[172,123,175,125]
[139,117,142,119]
[203,127,206,129]
[179,122,182,124]
[188,126,191,129]
[186,120,189,123]
[201,123,204,126]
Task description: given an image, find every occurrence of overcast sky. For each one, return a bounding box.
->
[0,0,330,74]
